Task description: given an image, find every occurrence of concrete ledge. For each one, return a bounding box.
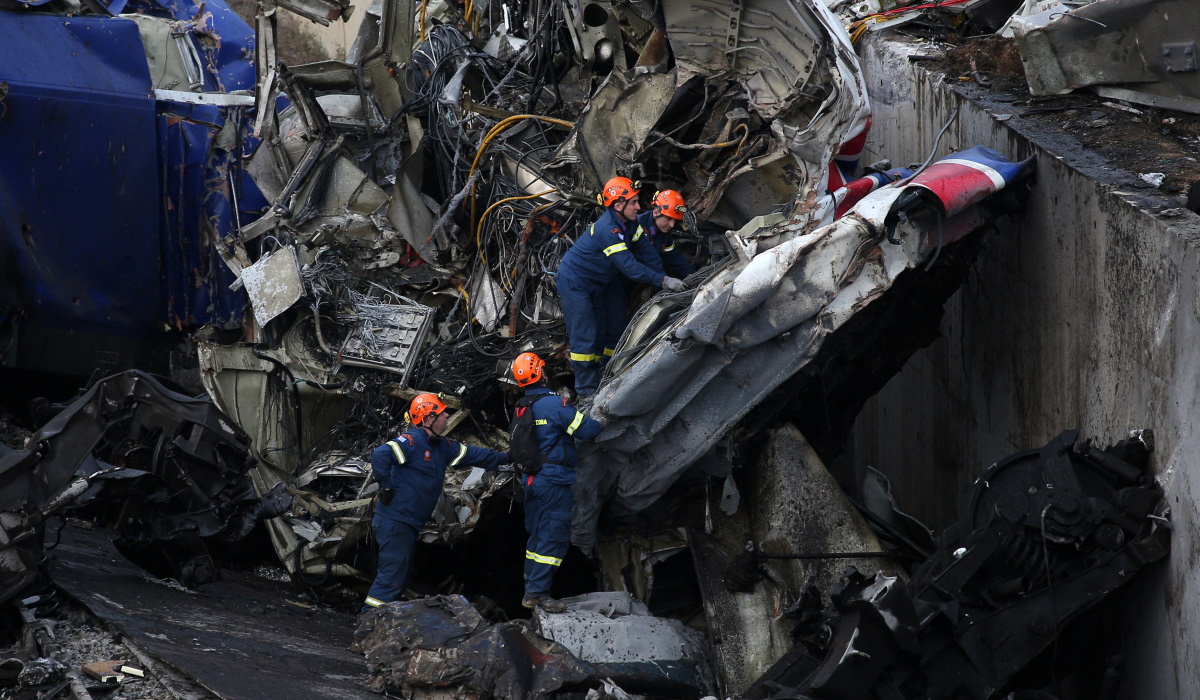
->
[848,35,1200,699]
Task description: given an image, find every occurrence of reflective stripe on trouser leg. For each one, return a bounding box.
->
[558,271,604,395]
[365,518,420,607]
[523,480,574,598]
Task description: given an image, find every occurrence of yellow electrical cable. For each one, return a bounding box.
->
[475,189,558,248]
[419,0,428,43]
[850,21,868,45]
[467,115,576,181]
[466,115,575,226]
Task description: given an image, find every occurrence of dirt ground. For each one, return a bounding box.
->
[933,36,1200,206]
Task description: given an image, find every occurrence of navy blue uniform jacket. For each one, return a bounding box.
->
[558,208,665,288]
[632,211,695,279]
[525,387,603,485]
[371,429,509,529]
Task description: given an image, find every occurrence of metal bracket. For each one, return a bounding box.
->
[726,0,742,51]
[1162,42,1197,73]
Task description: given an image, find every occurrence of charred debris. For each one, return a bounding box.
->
[0,0,1178,698]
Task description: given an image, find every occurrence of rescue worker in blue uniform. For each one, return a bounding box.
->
[632,190,696,280]
[362,393,509,611]
[510,352,603,612]
[556,176,688,397]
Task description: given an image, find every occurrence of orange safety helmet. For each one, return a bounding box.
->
[512,352,545,387]
[598,176,640,207]
[408,393,448,425]
[652,190,687,220]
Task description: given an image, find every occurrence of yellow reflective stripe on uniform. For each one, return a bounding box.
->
[603,243,628,256]
[387,441,406,464]
[663,242,675,251]
[587,223,596,236]
[570,352,599,362]
[632,225,644,241]
[526,550,563,566]
[566,411,585,436]
[364,596,385,608]
[448,442,469,466]
[602,347,615,356]
[534,419,549,426]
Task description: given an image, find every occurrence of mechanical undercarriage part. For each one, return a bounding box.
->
[0,371,293,600]
[745,429,1170,700]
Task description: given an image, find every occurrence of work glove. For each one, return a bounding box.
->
[378,488,395,505]
[661,276,687,292]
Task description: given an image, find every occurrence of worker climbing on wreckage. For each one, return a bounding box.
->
[632,189,696,280]
[556,176,689,397]
[509,352,602,612]
[362,393,509,611]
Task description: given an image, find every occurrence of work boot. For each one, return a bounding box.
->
[521,596,567,613]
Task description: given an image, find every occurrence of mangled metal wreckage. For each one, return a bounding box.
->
[0,371,292,602]
[823,0,1200,116]
[350,429,1170,700]
[192,0,907,591]
[0,0,1173,696]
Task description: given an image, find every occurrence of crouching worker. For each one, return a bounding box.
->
[509,352,602,612]
[363,393,509,611]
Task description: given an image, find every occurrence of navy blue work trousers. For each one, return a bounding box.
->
[558,274,627,396]
[364,518,420,608]
[523,478,573,598]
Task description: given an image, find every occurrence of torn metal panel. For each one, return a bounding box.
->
[574,150,1035,552]
[860,467,937,559]
[123,15,209,92]
[377,0,417,62]
[533,592,714,697]
[689,521,796,697]
[1012,0,1200,113]
[241,246,305,326]
[469,272,508,334]
[545,68,679,193]
[387,157,445,261]
[663,0,823,119]
[338,297,434,381]
[275,0,351,26]
[595,530,689,602]
[421,465,516,543]
[748,425,901,593]
[197,319,347,476]
[563,1,628,75]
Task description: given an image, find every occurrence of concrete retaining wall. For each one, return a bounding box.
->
[849,36,1200,699]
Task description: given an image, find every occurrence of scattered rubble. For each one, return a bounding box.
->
[353,592,713,698]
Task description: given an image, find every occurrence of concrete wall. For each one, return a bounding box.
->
[849,36,1200,699]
